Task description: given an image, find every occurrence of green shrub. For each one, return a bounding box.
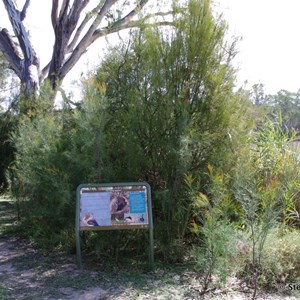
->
[85,0,244,261]
[10,112,73,246]
[190,220,239,289]
[10,0,246,259]
[260,227,300,290]
[233,226,300,296]
[0,112,17,192]
[187,166,241,291]
[232,118,300,298]
[10,89,109,248]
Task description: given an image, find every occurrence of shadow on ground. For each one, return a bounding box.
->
[0,197,192,299]
[0,197,16,235]
[0,196,299,300]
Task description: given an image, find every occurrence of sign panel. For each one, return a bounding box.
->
[79,184,149,230]
[75,182,153,269]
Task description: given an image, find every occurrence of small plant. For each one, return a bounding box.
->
[188,167,238,294]
[234,118,296,299]
[260,226,300,290]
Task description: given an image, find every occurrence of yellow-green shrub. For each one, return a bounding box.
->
[260,227,300,289]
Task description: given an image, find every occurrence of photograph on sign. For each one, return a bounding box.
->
[80,191,111,227]
[80,185,148,228]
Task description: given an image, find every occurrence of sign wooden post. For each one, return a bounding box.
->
[75,182,154,270]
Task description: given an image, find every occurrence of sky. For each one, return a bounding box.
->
[218,0,300,94]
[1,0,300,98]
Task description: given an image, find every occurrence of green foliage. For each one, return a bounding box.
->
[0,53,18,192]
[188,116,300,294]
[266,89,300,131]
[0,112,17,192]
[0,285,11,300]
[188,167,239,291]
[260,227,300,290]
[233,226,300,295]
[190,221,237,285]
[10,0,244,259]
[250,83,300,132]
[86,0,242,261]
[0,52,11,105]
[235,118,299,222]
[8,87,61,241]
[11,114,72,246]
[233,118,300,298]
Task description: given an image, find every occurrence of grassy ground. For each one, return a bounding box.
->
[0,196,299,300]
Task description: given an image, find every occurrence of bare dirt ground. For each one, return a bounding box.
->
[0,197,299,300]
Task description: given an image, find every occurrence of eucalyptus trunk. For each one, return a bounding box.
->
[0,0,172,101]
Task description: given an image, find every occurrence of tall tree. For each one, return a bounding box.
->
[0,0,172,98]
[266,89,300,131]
[251,83,265,106]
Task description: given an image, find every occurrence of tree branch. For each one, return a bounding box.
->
[40,61,51,83]
[96,0,119,25]
[66,0,89,38]
[51,0,59,29]
[59,19,173,81]
[67,2,102,52]
[58,0,70,20]
[74,0,118,44]
[94,20,174,39]
[59,0,152,80]
[68,0,89,22]
[0,28,22,78]
[114,0,148,27]
[92,8,175,44]
[48,0,89,89]
[2,0,40,96]
[20,0,30,21]
[0,0,176,96]
[57,86,81,108]
[2,0,35,62]
[138,11,174,23]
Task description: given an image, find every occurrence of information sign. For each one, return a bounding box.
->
[75,182,153,269]
[80,185,149,229]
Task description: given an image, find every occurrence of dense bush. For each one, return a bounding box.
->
[10,0,245,256]
[233,226,300,295]
[10,85,109,248]
[0,112,16,192]
[85,0,246,260]
[11,111,73,247]
[261,227,300,289]
[188,118,300,296]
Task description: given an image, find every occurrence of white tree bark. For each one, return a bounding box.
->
[0,0,39,96]
[0,0,173,98]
